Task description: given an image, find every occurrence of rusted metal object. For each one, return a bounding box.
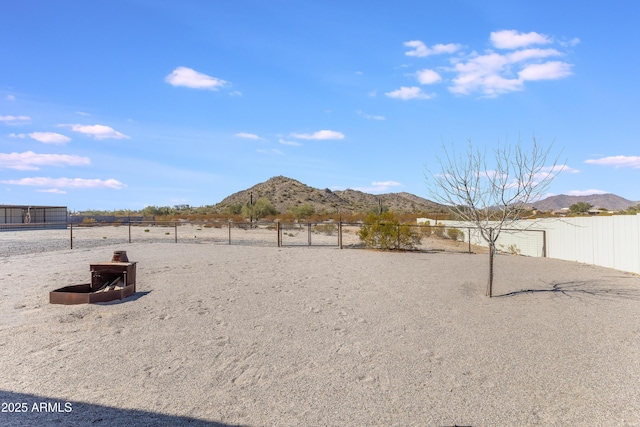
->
[50,251,137,305]
[111,250,129,262]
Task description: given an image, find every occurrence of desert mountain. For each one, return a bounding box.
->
[213,176,444,214]
[531,193,638,211]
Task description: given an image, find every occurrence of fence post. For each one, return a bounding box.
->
[397,224,400,249]
[339,221,342,249]
[228,221,231,245]
[128,222,131,244]
[468,227,471,253]
[70,223,73,249]
[542,230,547,257]
[277,221,281,247]
[308,222,311,246]
[174,222,177,243]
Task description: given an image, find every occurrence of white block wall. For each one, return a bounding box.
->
[431,214,640,274]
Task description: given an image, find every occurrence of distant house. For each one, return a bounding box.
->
[588,207,609,215]
[552,208,570,216]
[0,205,67,230]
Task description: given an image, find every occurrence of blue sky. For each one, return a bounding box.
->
[1,0,639,211]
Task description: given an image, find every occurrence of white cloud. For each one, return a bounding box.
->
[38,188,67,194]
[542,164,580,174]
[1,177,125,189]
[0,115,30,124]
[235,132,263,140]
[229,90,242,97]
[0,151,90,170]
[490,30,552,49]
[256,148,284,155]
[416,69,442,85]
[165,66,227,90]
[584,155,640,168]
[519,61,573,81]
[6,95,15,101]
[10,132,71,145]
[404,40,461,57]
[522,164,577,185]
[290,130,345,140]
[279,138,302,146]
[448,50,572,96]
[373,180,401,188]
[568,189,608,196]
[385,86,433,100]
[354,181,402,193]
[449,53,522,96]
[505,48,562,63]
[398,30,575,97]
[61,124,130,140]
[560,37,581,47]
[356,110,386,120]
[75,111,91,116]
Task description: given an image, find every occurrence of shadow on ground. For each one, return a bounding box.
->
[0,390,247,427]
[94,290,152,305]
[496,280,640,300]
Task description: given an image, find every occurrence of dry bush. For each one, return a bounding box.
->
[359,212,421,250]
[314,223,336,235]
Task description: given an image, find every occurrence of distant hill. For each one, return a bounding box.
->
[213,176,444,215]
[531,193,638,211]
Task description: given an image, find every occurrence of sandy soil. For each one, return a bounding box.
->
[1,242,639,426]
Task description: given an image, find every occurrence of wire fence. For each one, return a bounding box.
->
[0,220,546,258]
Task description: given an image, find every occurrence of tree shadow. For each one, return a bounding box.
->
[0,390,248,427]
[495,280,640,301]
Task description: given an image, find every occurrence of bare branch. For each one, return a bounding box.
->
[425,136,564,297]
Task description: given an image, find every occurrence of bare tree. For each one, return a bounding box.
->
[425,137,563,297]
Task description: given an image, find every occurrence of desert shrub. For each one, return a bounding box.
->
[626,204,640,214]
[81,217,96,226]
[226,204,242,215]
[290,203,315,220]
[499,244,521,255]
[419,220,432,237]
[433,225,446,238]
[314,223,336,235]
[569,202,592,214]
[242,197,277,221]
[446,227,464,241]
[358,212,421,250]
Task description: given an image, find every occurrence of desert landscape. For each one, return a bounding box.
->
[0,222,484,258]
[1,234,639,426]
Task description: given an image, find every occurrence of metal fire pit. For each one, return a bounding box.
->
[50,251,137,305]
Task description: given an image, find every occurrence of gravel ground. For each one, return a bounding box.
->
[1,238,639,426]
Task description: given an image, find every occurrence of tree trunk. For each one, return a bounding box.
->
[486,228,494,297]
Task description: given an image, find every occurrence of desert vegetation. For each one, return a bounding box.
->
[358,211,421,250]
[569,202,593,214]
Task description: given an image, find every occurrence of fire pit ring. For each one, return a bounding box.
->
[50,251,137,305]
